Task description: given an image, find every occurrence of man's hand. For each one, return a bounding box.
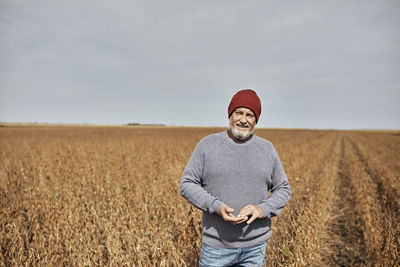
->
[237,204,264,224]
[219,205,246,224]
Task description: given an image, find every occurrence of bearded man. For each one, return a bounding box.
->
[179,89,291,267]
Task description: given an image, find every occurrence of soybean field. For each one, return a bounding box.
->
[0,125,399,266]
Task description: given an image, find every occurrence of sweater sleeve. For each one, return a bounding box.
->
[179,140,225,215]
[257,146,291,219]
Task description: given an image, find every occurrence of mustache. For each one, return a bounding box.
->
[235,122,250,128]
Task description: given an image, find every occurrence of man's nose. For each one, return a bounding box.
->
[239,114,247,123]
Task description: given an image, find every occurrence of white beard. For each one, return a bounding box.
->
[229,119,254,140]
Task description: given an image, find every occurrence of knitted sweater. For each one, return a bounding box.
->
[179,131,291,248]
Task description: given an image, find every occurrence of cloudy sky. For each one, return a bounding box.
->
[1,0,399,129]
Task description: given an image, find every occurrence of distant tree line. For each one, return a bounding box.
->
[126,123,166,126]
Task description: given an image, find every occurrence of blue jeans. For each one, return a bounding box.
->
[198,241,267,267]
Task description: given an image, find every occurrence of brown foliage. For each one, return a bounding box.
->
[0,126,399,266]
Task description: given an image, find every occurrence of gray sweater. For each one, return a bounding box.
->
[179,131,291,248]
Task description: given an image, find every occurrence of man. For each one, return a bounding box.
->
[180,89,291,267]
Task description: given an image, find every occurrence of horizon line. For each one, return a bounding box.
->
[1,121,399,132]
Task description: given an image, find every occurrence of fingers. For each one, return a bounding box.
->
[224,214,244,223]
[223,207,235,218]
[220,205,233,215]
[233,215,248,225]
[220,205,248,224]
[226,207,234,213]
[226,210,235,218]
[237,210,249,217]
[219,205,231,216]
[246,214,257,224]
[220,204,263,224]
[237,207,253,218]
[237,205,264,225]
[241,204,252,210]
[220,205,239,223]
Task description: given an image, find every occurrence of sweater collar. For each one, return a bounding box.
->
[223,130,256,146]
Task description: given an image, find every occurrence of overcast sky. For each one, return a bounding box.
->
[1,0,399,129]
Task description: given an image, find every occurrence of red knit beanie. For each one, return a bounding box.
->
[228,89,261,123]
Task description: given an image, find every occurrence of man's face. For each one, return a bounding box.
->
[229,107,256,140]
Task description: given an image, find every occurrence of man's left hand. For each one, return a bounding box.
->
[237,205,264,224]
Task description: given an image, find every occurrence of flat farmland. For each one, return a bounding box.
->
[0,126,399,266]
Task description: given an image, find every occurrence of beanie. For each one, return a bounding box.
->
[228,89,261,123]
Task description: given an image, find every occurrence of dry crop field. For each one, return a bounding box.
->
[0,125,399,266]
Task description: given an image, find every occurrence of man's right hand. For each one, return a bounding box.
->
[219,205,248,224]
